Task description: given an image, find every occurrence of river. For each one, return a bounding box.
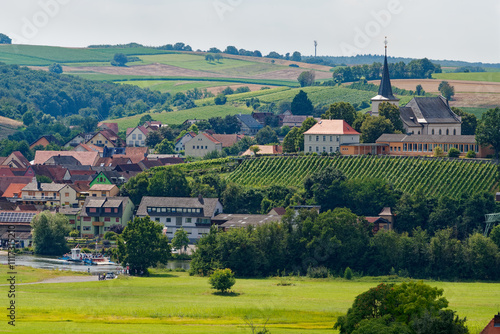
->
[0,253,190,274]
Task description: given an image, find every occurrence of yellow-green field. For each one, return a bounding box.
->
[433,71,500,82]
[0,265,498,333]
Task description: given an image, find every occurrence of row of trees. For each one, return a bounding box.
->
[332,58,442,83]
[190,207,500,280]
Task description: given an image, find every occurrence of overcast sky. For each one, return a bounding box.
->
[1,0,499,63]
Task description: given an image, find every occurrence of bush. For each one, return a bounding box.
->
[69,230,79,238]
[307,266,329,278]
[208,268,236,293]
[344,267,353,280]
[465,150,476,158]
[448,147,460,158]
[214,94,227,105]
[49,63,63,74]
[104,231,118,241]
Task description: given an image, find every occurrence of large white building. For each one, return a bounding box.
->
[303,120,360,154]
[136,196,223,242]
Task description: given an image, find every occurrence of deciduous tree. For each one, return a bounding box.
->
[31,211,71,255]
[297,70,315,87]
[322,102,357,125]
[475,107,500,158]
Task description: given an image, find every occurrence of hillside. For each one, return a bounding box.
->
[226,156,498,198]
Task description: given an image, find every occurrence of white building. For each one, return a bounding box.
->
[184,133,222,158]
[126,126,151,147]
[303,119,360,154]
[136,196,223,241]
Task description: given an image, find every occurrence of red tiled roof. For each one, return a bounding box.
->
[0,168,14,177]
[202,133,221,144]
[304,120,360,135]
[2,183,28,198]
[123,147,148,164]
[211,134,244,148]
[98,122,119,135]
[34,151,99,166]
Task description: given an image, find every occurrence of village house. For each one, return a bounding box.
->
[88,184,120,198]
[0,151,30,168]
[79,197,134,237]
[184,133,223,158]
[34,151,100,167]
[304,119,360,154]
[126,126,151,147]
[87,129,125,148]
[136,196,223,241]
[175,132,197,153]
[21,179,78,207]
[29,135,61,150]
[236,114,263,135]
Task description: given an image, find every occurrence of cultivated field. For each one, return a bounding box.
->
[0,265,497,333]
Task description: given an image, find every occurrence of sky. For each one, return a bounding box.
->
[1,0,499,63]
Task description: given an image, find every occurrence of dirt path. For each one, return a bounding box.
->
[0,276,97,286]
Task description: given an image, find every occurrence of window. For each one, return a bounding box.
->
[323,136,326,141]
[316,146,319,152]
[155,218,160,222]
[323,147,326,152]
[114,208,118,213]
[105,208,111,213]
[330,147,333,152]
[132,134,136,140]
[84,217,91,222]
[65,193,69,197]
[116,218,119,222]
[316,136,319,142]
[83,226,91,231]
[330,136,333,142]
[101,192,106,196]
[309,146,312,152]
[446,129,449,135]
[337,136,340,142]
[161,208,166,213]
[432,129,435,135]
[413,144,418,151]
[453,129,456,135]
[460,144,463,152]
[465,144,469,152]
[89,208,97,213]
[403,143,407,152]
[418,144,422,152]
[398,147,401,152]
[186,218,191,223]
[104,217,110,222]
[439,129,442,135]
[138,134,142,140]
[444,144,448,151]
[423,144,427,151]
[192,145,195,149]
[166,218,171,223]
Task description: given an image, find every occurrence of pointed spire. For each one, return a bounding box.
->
[378,37,396,100]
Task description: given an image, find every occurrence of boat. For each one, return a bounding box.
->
[59,247,84,263]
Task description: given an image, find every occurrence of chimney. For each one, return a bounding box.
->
[197,194,204,205]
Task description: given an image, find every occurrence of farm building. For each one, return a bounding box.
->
[304,119,360,154]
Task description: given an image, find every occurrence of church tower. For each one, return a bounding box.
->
[371,38,399,116]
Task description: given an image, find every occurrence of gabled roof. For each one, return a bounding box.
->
[30,135,61,147]
[10,151,30,167]
[32,165,68,183]
[376,133,477,144]
[117,146,148,164]
[34,151,99,166]
[22,180,66,192]
[202,132,222,144]
[45,155,82,166]
[114,163,143,172]
[97,122,119,135]
[73,143,104,153]
[126,126,151,137]
[304,120,360,135]
[137,196,221,218]
[89,184,118,191]
[0,177,33,194]
[138,160,163,170]
[403,96,461,125]
[0,168,14,177]
[211,134,244,148]
[236,114,264,130]
[80,196,131,216]
[2,183,28,198]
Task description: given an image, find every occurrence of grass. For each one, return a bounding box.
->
[109,104,252,131]
[0,44,173,66]
[0,263,88,284]
[117,80,267,95]
[0,265,498,333]
[433,71,500,82]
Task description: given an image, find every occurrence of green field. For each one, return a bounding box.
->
[109,104,252,131]
[0,44,172,66]
[227,156,498,198]
[433,71,500,82]
[118,80,256,95]
[0,265,497,333]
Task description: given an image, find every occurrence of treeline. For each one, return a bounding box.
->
[0,63,170,120]
[332,58,442,83]
[190,210,500,281]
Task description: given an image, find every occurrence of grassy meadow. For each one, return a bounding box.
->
[109,104,252,131]
[433,71,500,82]
[0,265,498,333]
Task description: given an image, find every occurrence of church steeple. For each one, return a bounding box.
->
[371,37,399,116]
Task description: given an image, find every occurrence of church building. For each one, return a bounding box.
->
[371,39,462,136]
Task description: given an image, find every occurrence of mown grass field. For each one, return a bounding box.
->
[118,80,250,95]
[109,104,252,131]
[227,156,498,198]
[0,265,498,333]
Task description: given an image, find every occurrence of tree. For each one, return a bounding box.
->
[283,127,301,153]
[438,81,455,100]
[22,111,35,126]
[205,54,215,63]
[476,107,500,158]
[249,145,261,156]
[139,114,154,125]
[214,53,223,62]
[145,131,163,148]
[291,90,313,115]
[31,211,71,255]
[291,51,302,62]
[334,281,466,334]
[255,126,278,145]
[451,107,477,135]
[297,71,316,87]
[490,224,500,249]
[214,94,227,105]
[379,102,404,132]
[222,86,234,95]
[0,33,12,44]
[155,139,175,154]
[117,216,170,274]
[224,46,239,55]
[415,84,425,96]
[171,228,190,254]
[49,63,63,74]
[147,167,191,197]
[112,53,128,66]
[360,115,394,143]
[322,102,357,125]
[208,268,236,293]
